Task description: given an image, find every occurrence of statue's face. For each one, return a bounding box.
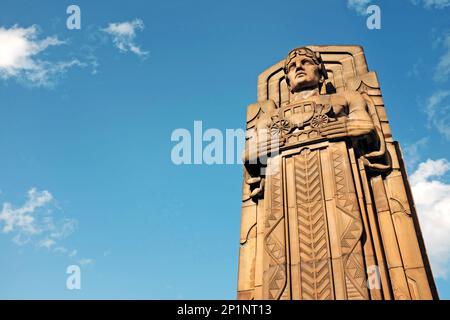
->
[286,54,321,92]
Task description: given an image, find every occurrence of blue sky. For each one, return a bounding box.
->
[0,0,450,299]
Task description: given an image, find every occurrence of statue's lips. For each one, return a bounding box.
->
[295,73,306,78]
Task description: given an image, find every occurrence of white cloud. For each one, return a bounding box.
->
[48,217,77,240]
[0,188,93,265]
[411,158,450,185]
[0,25,85,87]
[411,0,450,9]
[348,0,450,15]
[102,19,148,58]
[0,188,52,234]
[38,238,56,249]
[403,137,429,170]
[12,234,30,246]
[425,90,450,139]
[411,159,450,278]
[347,0,371,15]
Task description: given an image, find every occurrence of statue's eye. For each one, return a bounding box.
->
[289,63,296,70]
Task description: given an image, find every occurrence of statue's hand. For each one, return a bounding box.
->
[346,118,374,137]
[246,176,265,199]
[242,136,285,164]
[320,118,374,139]
[320,118,347,139]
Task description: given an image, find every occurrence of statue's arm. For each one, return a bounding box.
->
[345,91,375,137]
[242,100,277,165]
[242,100,277,199]
[321,91,375,139]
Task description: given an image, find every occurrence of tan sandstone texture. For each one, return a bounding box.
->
[237,46,439,300]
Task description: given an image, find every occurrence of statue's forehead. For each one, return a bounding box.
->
[287,49,317,63]
[289,48,313,56]
[287,53,312,61]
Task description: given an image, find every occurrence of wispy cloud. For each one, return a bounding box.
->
[0,188,52,235]
[102,19,148,58]
[411,0,450,9]
[78,258,94,267]
[411,159,450,278]
[408,60,423,78]
[433,34,450,82]
[403,137,429,170]
[68,249,77,258]
[54,246,68,254]
[0,25,86,87]
[347,0,371,15]
[425,90,450,139]
[0,188,93,265]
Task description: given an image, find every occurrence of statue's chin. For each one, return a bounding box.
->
[291,83,319,93]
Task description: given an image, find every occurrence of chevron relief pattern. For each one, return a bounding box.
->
[294,149,332,300]
[265,165,283,229]
[264,163,289,300]
[331,145,369,300]
[332,148,360,221]
[345,253,369,300]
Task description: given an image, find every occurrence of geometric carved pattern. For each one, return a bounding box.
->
[294,148,333,300]
[264,158,289,300]
[239,45,438,301]
[331,144,369,300]
[346,254,369,300]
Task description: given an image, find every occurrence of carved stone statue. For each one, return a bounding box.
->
[237,46,439,300]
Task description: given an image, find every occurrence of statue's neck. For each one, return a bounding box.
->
[290,87,320,102]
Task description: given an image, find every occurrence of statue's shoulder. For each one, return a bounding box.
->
[246,100,277,127]
[329,89,364,104]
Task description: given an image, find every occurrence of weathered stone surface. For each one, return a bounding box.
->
[237,46,438,300]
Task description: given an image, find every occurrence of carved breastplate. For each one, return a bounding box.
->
[269,101,335,149]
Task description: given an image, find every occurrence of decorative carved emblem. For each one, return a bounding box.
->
[270,118,292,137]
[311,114,329,128]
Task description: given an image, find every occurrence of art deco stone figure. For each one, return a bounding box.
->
[237,46,439,300]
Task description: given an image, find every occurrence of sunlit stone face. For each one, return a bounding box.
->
[286,54,321,92]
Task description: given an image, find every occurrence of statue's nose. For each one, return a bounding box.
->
[295,58,304,70]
